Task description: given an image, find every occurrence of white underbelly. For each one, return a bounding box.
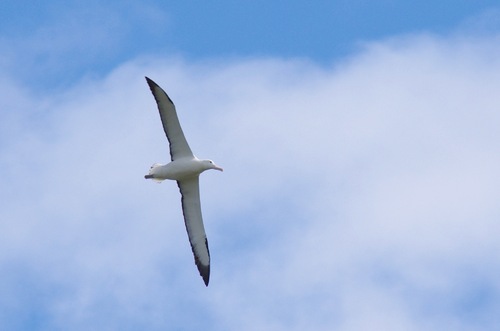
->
[152,160,201,180]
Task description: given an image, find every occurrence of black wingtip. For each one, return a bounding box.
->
[192,238,210,286]
[144,77,175,105]
[145,76,158,91]
[199,264,210,286]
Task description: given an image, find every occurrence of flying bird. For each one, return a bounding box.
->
[144,77,223,286]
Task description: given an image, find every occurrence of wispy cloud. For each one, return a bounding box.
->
[0,1,171,90]
[1,33,500,330]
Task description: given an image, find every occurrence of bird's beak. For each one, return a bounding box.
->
[214,165,223,172]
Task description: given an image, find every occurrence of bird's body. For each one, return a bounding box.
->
[146,158,222,181]
[144,77,222,286]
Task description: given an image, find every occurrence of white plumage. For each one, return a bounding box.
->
[144,77,222,286]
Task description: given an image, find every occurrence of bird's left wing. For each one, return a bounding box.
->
[177,176,210,286]
[146,77,194,161]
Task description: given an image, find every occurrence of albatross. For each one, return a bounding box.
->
[144,77,223,286]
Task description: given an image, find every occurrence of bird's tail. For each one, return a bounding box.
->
[145,163,164,182]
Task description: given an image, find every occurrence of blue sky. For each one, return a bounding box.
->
[2,0,500,90]
[1,1,500,330]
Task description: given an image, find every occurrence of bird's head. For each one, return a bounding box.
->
[202,159,223,172]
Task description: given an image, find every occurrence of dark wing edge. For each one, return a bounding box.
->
[145,77,194,161]
[193,238,210,286]
[177,177,211,286]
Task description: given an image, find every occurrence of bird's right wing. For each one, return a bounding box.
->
[146,77,194,161]
[177,176,210,286]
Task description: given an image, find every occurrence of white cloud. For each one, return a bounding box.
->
[1,34,500,330]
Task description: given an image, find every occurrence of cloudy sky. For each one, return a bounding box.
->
[1,1,500,330]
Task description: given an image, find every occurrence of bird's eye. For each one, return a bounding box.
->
[209,161,213,163]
